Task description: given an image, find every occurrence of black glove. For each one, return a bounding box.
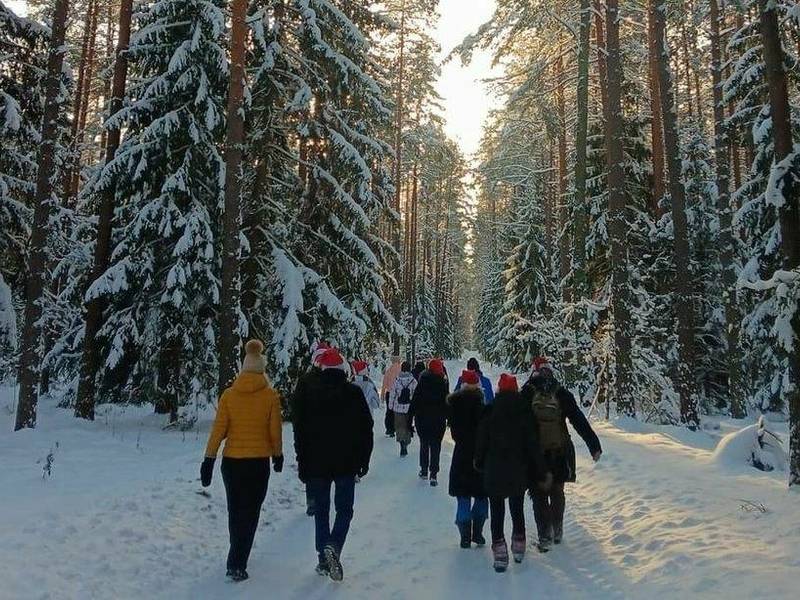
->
[200,457,215,487]
[357,465,369,478]
[272,455,284,473]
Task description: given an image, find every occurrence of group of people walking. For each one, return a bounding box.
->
[200,339,602,582]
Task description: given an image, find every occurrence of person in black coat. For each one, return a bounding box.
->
[411,361,426,381]
[291,359,324,517]
[447,370,488,548]
[475,374,550,570]
[292,348,374,581]
[410,359,448,485]
[521,358,602,552]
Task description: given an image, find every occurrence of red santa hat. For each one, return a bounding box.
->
[532,356,554,375]
[318,348,348,372]
[351,360,369,375]
[461,369,480,386]
[311,341,331,366]
[428,358,445,376]
[497,373,518,393]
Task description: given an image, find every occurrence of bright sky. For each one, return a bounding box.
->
[5,0,501,158]
[433,0,502,160]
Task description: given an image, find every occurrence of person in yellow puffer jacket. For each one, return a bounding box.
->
[201,339,283,582]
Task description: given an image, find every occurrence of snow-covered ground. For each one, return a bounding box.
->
[1,360,798,599]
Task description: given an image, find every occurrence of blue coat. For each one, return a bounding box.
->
[454,372,494,405]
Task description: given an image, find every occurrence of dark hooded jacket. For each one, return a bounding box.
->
[475,390,547,498]
[447,386,486,498]
[292,369,374,480]
[520,373,601,484]
[410,369,449,441]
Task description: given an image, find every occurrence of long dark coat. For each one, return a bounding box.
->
[410,370,448,442]
[475,390,546,498]
[447,387,486,498]
[519,374,602,484]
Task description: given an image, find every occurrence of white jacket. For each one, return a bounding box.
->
[353,375,381,411]
[389,372,417,414]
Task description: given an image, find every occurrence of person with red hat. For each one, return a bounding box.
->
[351,361,380,412]
[475,373,550,573]
[446,369,489,548]
[290,341,331,518]
[292,347,374,581]
[409,358,449,486]
[521,357,602,552]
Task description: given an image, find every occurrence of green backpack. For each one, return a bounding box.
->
[531,388,568,450]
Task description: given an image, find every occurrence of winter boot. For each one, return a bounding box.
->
[419,469,428,479]
[429,473,438,487]
[492,539,509,573]
[553,523,564,545]
[472,518,487,547]
[537,537,552,553]
[227,569,249,582]
[400,443,408,457]
[323,545,344,582]
[457,522,472,549]
[315,560,330,576]
[511,534,526,563]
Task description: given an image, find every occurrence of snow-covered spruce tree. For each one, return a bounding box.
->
[292,0,400,359]
[725,1,800,416]
[85,0,228,419]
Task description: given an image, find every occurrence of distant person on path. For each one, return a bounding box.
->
[475,374,550,572]
[521,357,602,552]
[351,360,381,413]
[411,360,426,381]
[292,348,374,581]
[454,357,494,405]
[201,339,283,582]
[447,369,489,548]
[389,361,417,456]
[381,355,402,437]
[291,341,330,517]
[411,358,449,486]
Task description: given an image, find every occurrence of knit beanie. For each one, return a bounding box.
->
[351,360,369,375]
[532,356,554,376]
[242,339,267,374]
[311,341,331,366]
[461,369,480,386]
[498,373,518,393]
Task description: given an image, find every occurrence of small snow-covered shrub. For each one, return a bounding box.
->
[712,417,788,472]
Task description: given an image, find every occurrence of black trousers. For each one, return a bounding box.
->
[419,438,442,475]
[221,457,270,571]
[530,481,565,542]
[490,495,525,543]
[384,393,395,435]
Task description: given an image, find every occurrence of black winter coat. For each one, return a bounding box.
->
[520,374,601,484]
[475,391,547,498]
[447,387,487,498]
[292,369,374,480]
[410,370,448,441]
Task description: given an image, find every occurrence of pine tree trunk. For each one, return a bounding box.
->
[594,1,609,118]
[604,0,635,418]
[15,0,71,431]
[758,0,800,486]
[572,0,591,300]
[391,0,407,356]
[709,0,745,419]
[555,52,570,291]
[74,0,133,421]
[647,0,666,215]
[652,0,699,428]
[218,0,249,391]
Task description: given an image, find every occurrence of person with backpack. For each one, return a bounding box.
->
[201,340,283,582]
[410,358,449,486]
[475,374,550,573]
[389,361,417,456]
[292,348,374,581]
[381,355,402,437]
[521,357,602,552]
[351,361,380,413]
[447,370,489,548]
[454,357,494,405]
[291,341,330,517]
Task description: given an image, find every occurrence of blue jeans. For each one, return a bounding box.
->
[307,476,356,560]
[456,496,488,525]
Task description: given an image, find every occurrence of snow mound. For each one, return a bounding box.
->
[712,417,788,472]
